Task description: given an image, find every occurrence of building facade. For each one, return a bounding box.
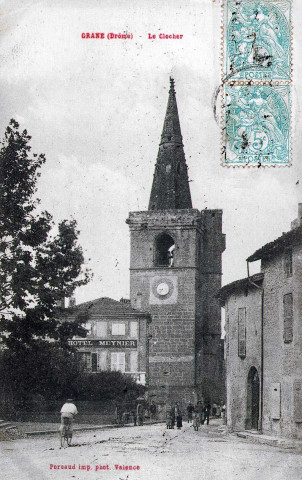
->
[66,297,151,385]
[220,204,302,439]
[126,78,225,407]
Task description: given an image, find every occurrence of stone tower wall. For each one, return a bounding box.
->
[128,208,225,406]
[128,210,201,406]
[197,209,226,403]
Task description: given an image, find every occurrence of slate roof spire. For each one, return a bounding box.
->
[148,77,193,210]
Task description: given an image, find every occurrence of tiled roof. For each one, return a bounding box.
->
[69,297,150,317]
[217,273,264,301]
[247,225,302,262]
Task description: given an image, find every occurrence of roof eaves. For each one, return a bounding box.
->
[217,273,264,301]
[247,226,302,262]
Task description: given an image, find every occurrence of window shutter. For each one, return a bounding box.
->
[294,381,302,422]
[91,353,98,372]
[283,293,293,343]
[238,308,246,358]
[112,323,126,335]
[78,352,91,371]
[96,321,107,337]
[111,352,125,372]
[284,249,293,277]
[98,351,107,371]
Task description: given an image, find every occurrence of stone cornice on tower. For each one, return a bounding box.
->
[148,78,193,211]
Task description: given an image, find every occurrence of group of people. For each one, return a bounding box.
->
[59,398,226,437]
[166,400,226,431]
[187,401,226,425]
[166,403,183,429]
[115,401,157,426]
[187,401,211,426]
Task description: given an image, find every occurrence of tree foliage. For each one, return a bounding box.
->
[0,119,91,350]
[74,370,146,403]
[0,121,148,414]
[0,347,146,418]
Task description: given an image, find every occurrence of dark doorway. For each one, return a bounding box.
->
[246,367,260,430]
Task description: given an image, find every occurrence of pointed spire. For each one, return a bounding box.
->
[148,78,193,211]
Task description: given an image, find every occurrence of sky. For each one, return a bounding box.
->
[1,0,302,304]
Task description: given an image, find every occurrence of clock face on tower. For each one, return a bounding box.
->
[156,282,169,296]
[149,276,178,304]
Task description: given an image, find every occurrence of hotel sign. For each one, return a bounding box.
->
[68,339,137,348]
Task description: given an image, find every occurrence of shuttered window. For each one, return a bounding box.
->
[98,351,107,371]
[111,323,126,335]
[91,353,98,372]
[294,381,302,423]
[96,321,107,337]
[284,249,293,277]
[111,353,125,373]
[78,352,91,371]
[283,293,293,343]
[238,308,246,358]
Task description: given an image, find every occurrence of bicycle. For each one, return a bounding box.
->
[60,417,72,448]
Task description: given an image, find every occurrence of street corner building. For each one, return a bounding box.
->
[65,297,151,385]
[126,78,226,408]
[219,204,302,439]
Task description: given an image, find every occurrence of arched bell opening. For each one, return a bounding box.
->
[154,233,175,267]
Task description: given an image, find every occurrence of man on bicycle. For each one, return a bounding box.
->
[60,398,78,435]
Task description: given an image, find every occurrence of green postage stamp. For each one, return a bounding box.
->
[222,0,292,166]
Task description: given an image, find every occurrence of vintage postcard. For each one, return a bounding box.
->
[0,1,302,479]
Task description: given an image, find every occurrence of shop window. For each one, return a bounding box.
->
[284,249,293,277]
[130,321,138,339]
[111,323,126,336]
[154,233,175,267]
[111,352,125,373]
[238,308,246,358]
[283,293,293,343]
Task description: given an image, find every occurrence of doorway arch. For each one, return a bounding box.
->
[246,367,260,430]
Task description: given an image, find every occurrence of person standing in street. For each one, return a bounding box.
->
[149,401,157,421]
[187,402,194,422]
[175,403,183,429]
[137,403,144,426]
[60,398,78,434]
[169,405,176,428]
[195,400,203,424]
[203,404,211,425]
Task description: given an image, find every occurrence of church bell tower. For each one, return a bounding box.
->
[126,78,225,407]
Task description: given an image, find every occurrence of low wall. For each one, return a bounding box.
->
[15,412,115,424]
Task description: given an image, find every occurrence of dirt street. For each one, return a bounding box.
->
[1,421,301,480]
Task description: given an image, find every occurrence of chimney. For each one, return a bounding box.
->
[119,298,131,304]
